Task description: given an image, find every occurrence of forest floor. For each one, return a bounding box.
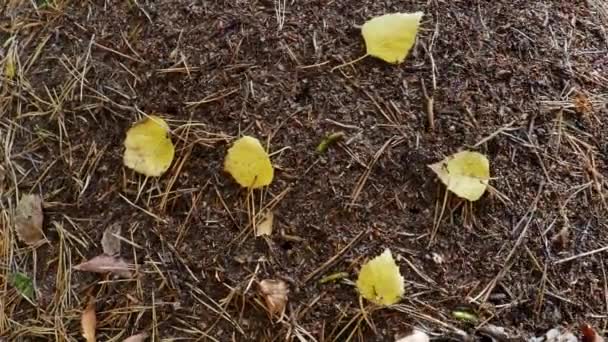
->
[2,0,608,341]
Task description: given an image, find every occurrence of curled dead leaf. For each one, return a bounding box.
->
[395,329,429,342]
[123,332,149,342]
[582,324,605,342]
[574,92,593,115]
[14,194,44,245]
[81,297,96,342]
[431,252,444,264]
[255,211,274,237]
[74,254,133,279]
[551,226,569,249]
[543,327,577,342]
[101,224,121,256]
[477,324,510,341]
[258,279,288,317]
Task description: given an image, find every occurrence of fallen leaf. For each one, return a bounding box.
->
[14,194,44,245]
[395,329,429,342]
[451,308,478,323]
[362,12,423,64]
[123,115,175,177]
[477,324,510,342]
[81,297,96,342]
[543,327,577,342]
[4,49,15,79]
[356,249,404,305]
[316,132,345,153]
[258,279,288,317]
[123,332,149,342]
[224,136,274,189]
[551,226,569,249]
[431,252,444,264]
[74,254,133,279]
[255,211,274,237]
[9,272,34,301]
[582,324,605,342]
[428,151,490,201]
[101,224,121,256]
[574,92,593,115]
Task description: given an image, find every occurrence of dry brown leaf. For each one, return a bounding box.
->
[14,194,44,245]
[574,92,593,115]
[544,327,577,342]
[123,332,149,342]
[101,224,121,256]
[74,254,133,279]
[258,279,288,317]
[551,226,569,249]
[255,211,274,237]
[582,324,605,342]
[81,297,96,342]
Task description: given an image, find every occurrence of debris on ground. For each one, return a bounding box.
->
[122,332,149,342]
[14,194,44,245]
[395,329,430,342]
[255,210,274,237]
[258,279,289,317]
[530,327,577,342]
[73,255,133,279]
[81,297,96,342]
[101,224,121,256]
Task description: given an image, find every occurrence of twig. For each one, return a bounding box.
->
[473,182,544,302]
[303,229,367,283]
[420,78,434,131]
[555,245,608,264]
[350,137,395,206]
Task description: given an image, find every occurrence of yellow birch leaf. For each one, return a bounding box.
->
[428,151,490,201]
[356,249,404,305]
[224,136,274,189]
[4,55,15,79]
[123,115,174,177]
[362,12,423,64]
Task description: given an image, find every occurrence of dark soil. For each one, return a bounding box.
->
[2,0,608,341]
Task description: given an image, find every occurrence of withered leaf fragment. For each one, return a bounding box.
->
[74,254,133,279]
[258,279,288,317]
[123,332,149,342]
[101,224,121,256]
[81,297,96,342]
[15,194,44,245]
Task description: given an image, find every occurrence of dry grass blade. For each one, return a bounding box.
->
[350,137,395,205]
[14,193,45,245]
[304,229,367,283]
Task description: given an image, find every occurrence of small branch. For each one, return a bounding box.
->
[303,229,367,283]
